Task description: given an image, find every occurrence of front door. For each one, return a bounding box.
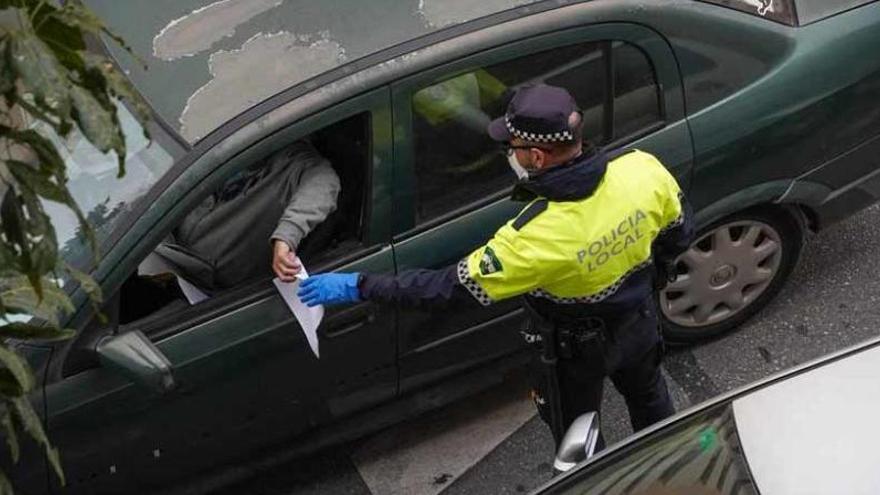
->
[42,90,398,493]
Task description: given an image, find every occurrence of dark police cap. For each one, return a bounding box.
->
[488,84,580,143]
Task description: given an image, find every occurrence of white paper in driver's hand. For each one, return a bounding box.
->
[273,265,323,358]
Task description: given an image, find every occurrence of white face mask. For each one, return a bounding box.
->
[507,153,530,180]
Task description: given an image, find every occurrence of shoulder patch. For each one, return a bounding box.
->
[479,246,504,275]
[513,199,549,231]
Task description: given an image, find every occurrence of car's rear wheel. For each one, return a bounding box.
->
[660,208,803,342]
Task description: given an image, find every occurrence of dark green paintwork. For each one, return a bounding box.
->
[15,0,880,492]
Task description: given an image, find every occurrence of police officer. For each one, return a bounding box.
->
[298,84,694,447]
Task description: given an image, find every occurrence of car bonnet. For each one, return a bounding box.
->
[732,343,880,494]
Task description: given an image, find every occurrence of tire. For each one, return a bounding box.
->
[659,207,804,343]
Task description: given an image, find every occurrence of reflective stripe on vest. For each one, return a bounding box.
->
[460,150,683,305]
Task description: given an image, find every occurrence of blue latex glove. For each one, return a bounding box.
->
[298,273,361,307]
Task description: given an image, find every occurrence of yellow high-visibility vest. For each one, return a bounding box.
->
[459,150,683,305]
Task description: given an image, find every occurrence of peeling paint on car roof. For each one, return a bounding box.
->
[153,0,284,61]
[84,0,542,143]
[180,30,346,142]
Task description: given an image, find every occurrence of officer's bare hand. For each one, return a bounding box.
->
[273,240,302,282]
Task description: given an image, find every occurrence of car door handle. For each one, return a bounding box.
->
[323,305,377,338]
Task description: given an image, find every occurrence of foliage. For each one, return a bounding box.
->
[0,0,149,490]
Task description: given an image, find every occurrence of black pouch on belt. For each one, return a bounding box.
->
[564,317,608,368]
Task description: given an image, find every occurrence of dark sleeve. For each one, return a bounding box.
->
[653,192,695,264]
[358,264,484,310]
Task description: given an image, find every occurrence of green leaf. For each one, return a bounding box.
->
[0,371,25,397]
[0,38,15,96]
[50,4,144,69]
[0,468,12,495]
[30,2,87,73]
[0,322,74,342]
[62,263,101,305]
[0,276,73,326]
[82,53,152,136]
[6,160,68,203]
[0,346,34,395]
[17,191,59,284]
[10,397,64,485]
[0,164,62,295]
[0,246,16,280]
[0,189,26,250]
[7,30,71,119]
[0,192,42,299]
[0,127,97,256]
[2,94,70,137]
[69,85,126,176]
[0,126,66,178]
[0,408,19,465]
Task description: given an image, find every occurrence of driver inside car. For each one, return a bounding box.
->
[122,139,340,321]
[158,139,341,290]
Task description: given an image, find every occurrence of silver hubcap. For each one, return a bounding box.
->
[660,221,782,327]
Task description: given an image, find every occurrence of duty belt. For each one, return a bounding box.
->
[520,301,645,357]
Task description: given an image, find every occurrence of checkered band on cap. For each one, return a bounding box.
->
[505,116,574,143]
[457,259,493,306]
[528,259,653,304]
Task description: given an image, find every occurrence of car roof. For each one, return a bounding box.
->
[732,342,880,494]
[83,0,557,144]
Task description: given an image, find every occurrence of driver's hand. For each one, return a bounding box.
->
[272,240,302,282]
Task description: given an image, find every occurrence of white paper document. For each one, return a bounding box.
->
[273,266,323,359]
[139,252,210,305]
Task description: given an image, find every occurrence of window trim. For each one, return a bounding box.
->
[610,41,666,141]
[391,26,674,241]
[132,243,385,344]
[603,41,616,144]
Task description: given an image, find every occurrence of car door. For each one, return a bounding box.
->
[41,89,397,493]
[390,23,693,393]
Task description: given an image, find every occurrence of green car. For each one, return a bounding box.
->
[11,0,880,492]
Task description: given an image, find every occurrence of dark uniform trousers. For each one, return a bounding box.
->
[527,297,674,449]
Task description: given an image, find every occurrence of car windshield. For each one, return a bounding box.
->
[40,103,185,271]
[82,0,544,143]
[554,403,758,495]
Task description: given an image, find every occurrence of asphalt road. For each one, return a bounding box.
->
[217,203,880,495]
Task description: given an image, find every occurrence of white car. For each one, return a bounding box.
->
[541,335,880,494]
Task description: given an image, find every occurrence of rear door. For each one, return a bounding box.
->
[390,23,693,393]
[42,89,397,493]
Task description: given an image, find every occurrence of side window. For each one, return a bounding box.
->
[119,114,371,335]
[410,40,663,225]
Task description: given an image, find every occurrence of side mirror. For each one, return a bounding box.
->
[553,412,600,473]
[96,330,175,394]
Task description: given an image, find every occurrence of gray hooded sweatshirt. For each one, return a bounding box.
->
[156,140,340,290]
